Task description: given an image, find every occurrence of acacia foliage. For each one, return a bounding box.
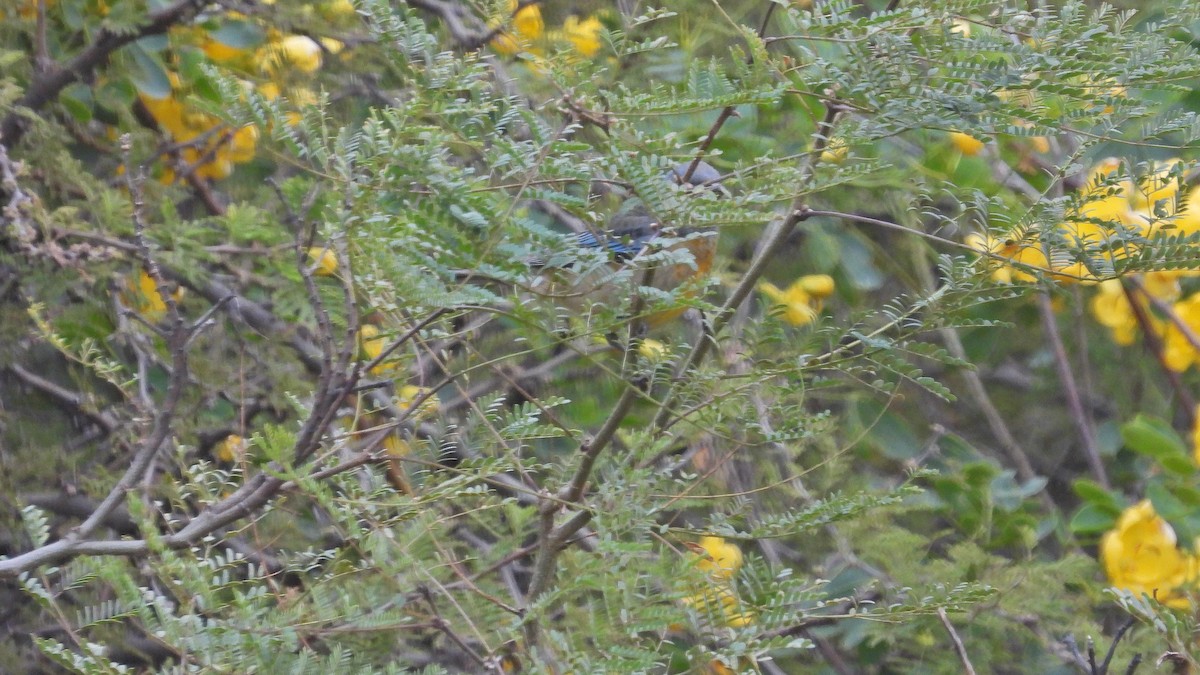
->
[3,0,1200,672]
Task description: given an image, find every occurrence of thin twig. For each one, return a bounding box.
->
[7,363,119,434]
[70,140,193,542]
[1036,291,1108,487]
[653,102,846,430]
[680,2,777,184]
[1099,617,1137,674]
[1124,276,1200,424]
[938,607,977,675]
[1,0,209,146]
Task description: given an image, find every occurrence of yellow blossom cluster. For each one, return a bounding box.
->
[1193,405,1200,466]
[307,246,338,276]
[971,158,1200,285]
[491,1,605,60]
[819,137,848,164]
[758,274,835,326]
[968,157,1200,369]
[1089,273,1200,373]
[638,338,669,361]
[119,269,185,322]
[397,384,439,421]
[335,382,437,494]
[358,325,399,376]
[949,131,986,156]
[214,434,248,463]
[1102,500,1198,609]
[682,536,754,629]
[137,71,260,183]
[138,4,354,183]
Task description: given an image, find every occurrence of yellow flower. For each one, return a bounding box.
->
[492,0,544,55]
[798,274,835,298]
[1071,193,1145,232]
[562,15,603,57]
[214,434,247,463]
[284,87,318,126]
[359,325,404,375]
[638,338,668,361]
[682,583,755,628]
[261,35,323,74]
[1090,280,1140,346]
[703,660,737,675]
[1092,76,1127,115]
[1007,120,1049,154]
[967,232,1053,284]
[398,385,439,420]
[307,246,338,276]
[202,36,248,63]
[257,81,282,101]
[1142,271,1181,302]
[819,137,848,164]
[320,0,356,19]
[383,435,410,457]
[227,125,260,163]
[359,324,386,360]
[759,275,834,326]
[123,270,184,321]
[949,131,985,156]
[1163,292,1200,372]
[682,537,753,628]
[1193,405,1200,466]
[1172,187,1200,236]
[692,536,744,582]
[319,37,345,55]
[510,0,543,40]
[1102,500,1199,609]
[196,156,234,181]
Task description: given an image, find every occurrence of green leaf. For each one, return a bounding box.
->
[1072,479,1124,514]
[855,399,921,460]
[59,84,93,123]
[97,79,137,109]
[209,20,265,49]
[1147,481,1190,521]
[836,231,884,291]
[1069,504,1117,535]
[135,34,170,52]
[1120,414,1193,475]
[1096,419,1123,457]
[128,43,172,99]
[937,433,982,462]
[177,50,221,103]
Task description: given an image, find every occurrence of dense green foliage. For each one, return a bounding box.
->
[5,0,1200,672]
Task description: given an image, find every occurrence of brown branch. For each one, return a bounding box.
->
[680,2,777,185]
[1036,291,1108,487]
[1122,281,1196,427]
[6,363,119,434]
[21,493,137,536]
[68,144,194,542]
[404,0,497,50]
[0,0,210,148]
[938,607,978,675]
[652,101,846,430]
[523,376,643,647]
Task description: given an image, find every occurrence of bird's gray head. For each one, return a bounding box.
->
[667,161,729,197]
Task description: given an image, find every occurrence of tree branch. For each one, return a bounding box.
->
[0,0,209,148]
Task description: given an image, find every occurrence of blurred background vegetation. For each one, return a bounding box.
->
[5,0,1200,672]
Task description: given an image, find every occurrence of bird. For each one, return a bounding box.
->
[541,160,726,332]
